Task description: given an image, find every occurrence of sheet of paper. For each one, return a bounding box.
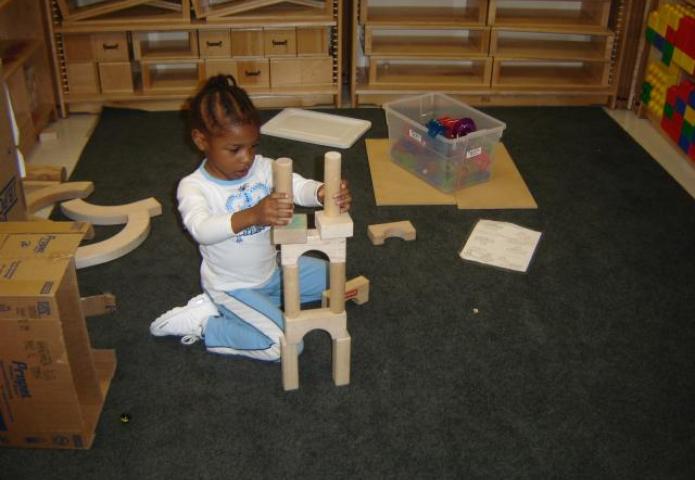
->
[459,220,542,273]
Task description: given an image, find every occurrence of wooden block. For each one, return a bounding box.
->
[332,335,350,386]
[280,228,346,266]
[75,211,151,269]
[271,213,308,245]
[60,197,162,225]
[367,220,416,246]
[315,210,353,240]
[39,130,59,142]
[321,275,369,308]
[284,308,347,345]
[22,180,60,195]
[25,181,94,214]
[280,337,299,391]
[24,165,67,182]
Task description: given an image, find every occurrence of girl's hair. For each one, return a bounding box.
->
[189,75,260,134]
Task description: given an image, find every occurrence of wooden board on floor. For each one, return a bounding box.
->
[366,139,537,210]
[454,143,537,210]
[366,138,456,206]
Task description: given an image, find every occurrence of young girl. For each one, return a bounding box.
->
[150,75,351,362]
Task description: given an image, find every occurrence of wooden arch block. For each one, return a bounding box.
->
[367,220,416,246]
[75,211,152,269]
[61,197,162,225]
[25,182,94,214]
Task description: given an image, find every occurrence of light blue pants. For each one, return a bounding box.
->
[203,256,327,361]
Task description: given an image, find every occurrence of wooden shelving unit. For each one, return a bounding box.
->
[352,0,629,106]
[49,0,342,111]
[0,0,58,155]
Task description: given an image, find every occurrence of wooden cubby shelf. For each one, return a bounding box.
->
[490,28,614,61]
[369,57,492,88]
[133,30,199,60]
[352,0,626,106]
[0,39,42,79]
[491,58,610,89]
[56,0,190,26]
[365,26,490,57]
[140,59,204,92]
[50,0,343,109]
[488,0,611,31]
[1,0,57,155]
[362,7,485,27]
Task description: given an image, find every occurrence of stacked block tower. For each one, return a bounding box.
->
[272,152,353,391]
[643,3,695,162]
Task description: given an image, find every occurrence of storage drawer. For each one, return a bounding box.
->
[141,60,204,92]
[231,29,264,57]
[91,32,129,62]
[98,62,134,94]
[296,27,329,56]
[205,59,270,88]
[365,27,490,57]
[133,31,199,60]
[236,59,270,89]
[264,29,296,56]
[270,57,333,87]
[66,62,100,95]
[199,30,231,58]
[63,34,95,63]
[204,59,237,78]
[491,58,610,88]
[368,57,492,87]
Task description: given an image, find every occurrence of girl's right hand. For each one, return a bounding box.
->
[253,192,294,226]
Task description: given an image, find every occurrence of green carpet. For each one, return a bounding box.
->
[1,106,694,479]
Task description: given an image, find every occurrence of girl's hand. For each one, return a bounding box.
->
[253,192,294,226]
[318,179,352,213]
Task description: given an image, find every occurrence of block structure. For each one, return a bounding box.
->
[273,152,354,391]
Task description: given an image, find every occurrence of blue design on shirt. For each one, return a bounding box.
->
[226,182,271,241]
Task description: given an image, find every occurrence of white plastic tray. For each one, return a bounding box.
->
[260,108,371,149]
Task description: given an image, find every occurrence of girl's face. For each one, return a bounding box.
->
[192,123,260,180]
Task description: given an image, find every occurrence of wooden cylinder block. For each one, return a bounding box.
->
[274,157,293,197]
[329,261,346,314]
[323,151,341,217]
[282,264,300,318]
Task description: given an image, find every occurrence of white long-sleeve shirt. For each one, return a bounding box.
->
[177,155,322,291]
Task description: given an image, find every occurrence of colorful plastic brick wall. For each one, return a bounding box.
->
[643,3,695,162]
[661,80,695,160]
[645,3,695,73]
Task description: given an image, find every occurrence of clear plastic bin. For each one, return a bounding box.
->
[383,93,506,193]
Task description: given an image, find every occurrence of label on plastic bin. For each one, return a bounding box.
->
[466,147,482,159]
[408,129,424,145]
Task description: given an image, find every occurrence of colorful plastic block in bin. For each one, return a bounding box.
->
[382,93,506,194]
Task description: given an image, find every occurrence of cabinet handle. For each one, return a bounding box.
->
[206,41,223,47]
[245,70,261,77]
[102,43,120,50]
[272,40,288,46]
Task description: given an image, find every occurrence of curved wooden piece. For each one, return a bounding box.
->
[61,197,162,225]
[75,211,151,269]
[367,220,416,246]
[26,182,94,214]
[24,165,67,182]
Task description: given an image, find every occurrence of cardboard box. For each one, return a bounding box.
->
[0,221,116,449]
[1,69,27,222]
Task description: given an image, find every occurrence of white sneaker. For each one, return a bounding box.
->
[150,293,218,344]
